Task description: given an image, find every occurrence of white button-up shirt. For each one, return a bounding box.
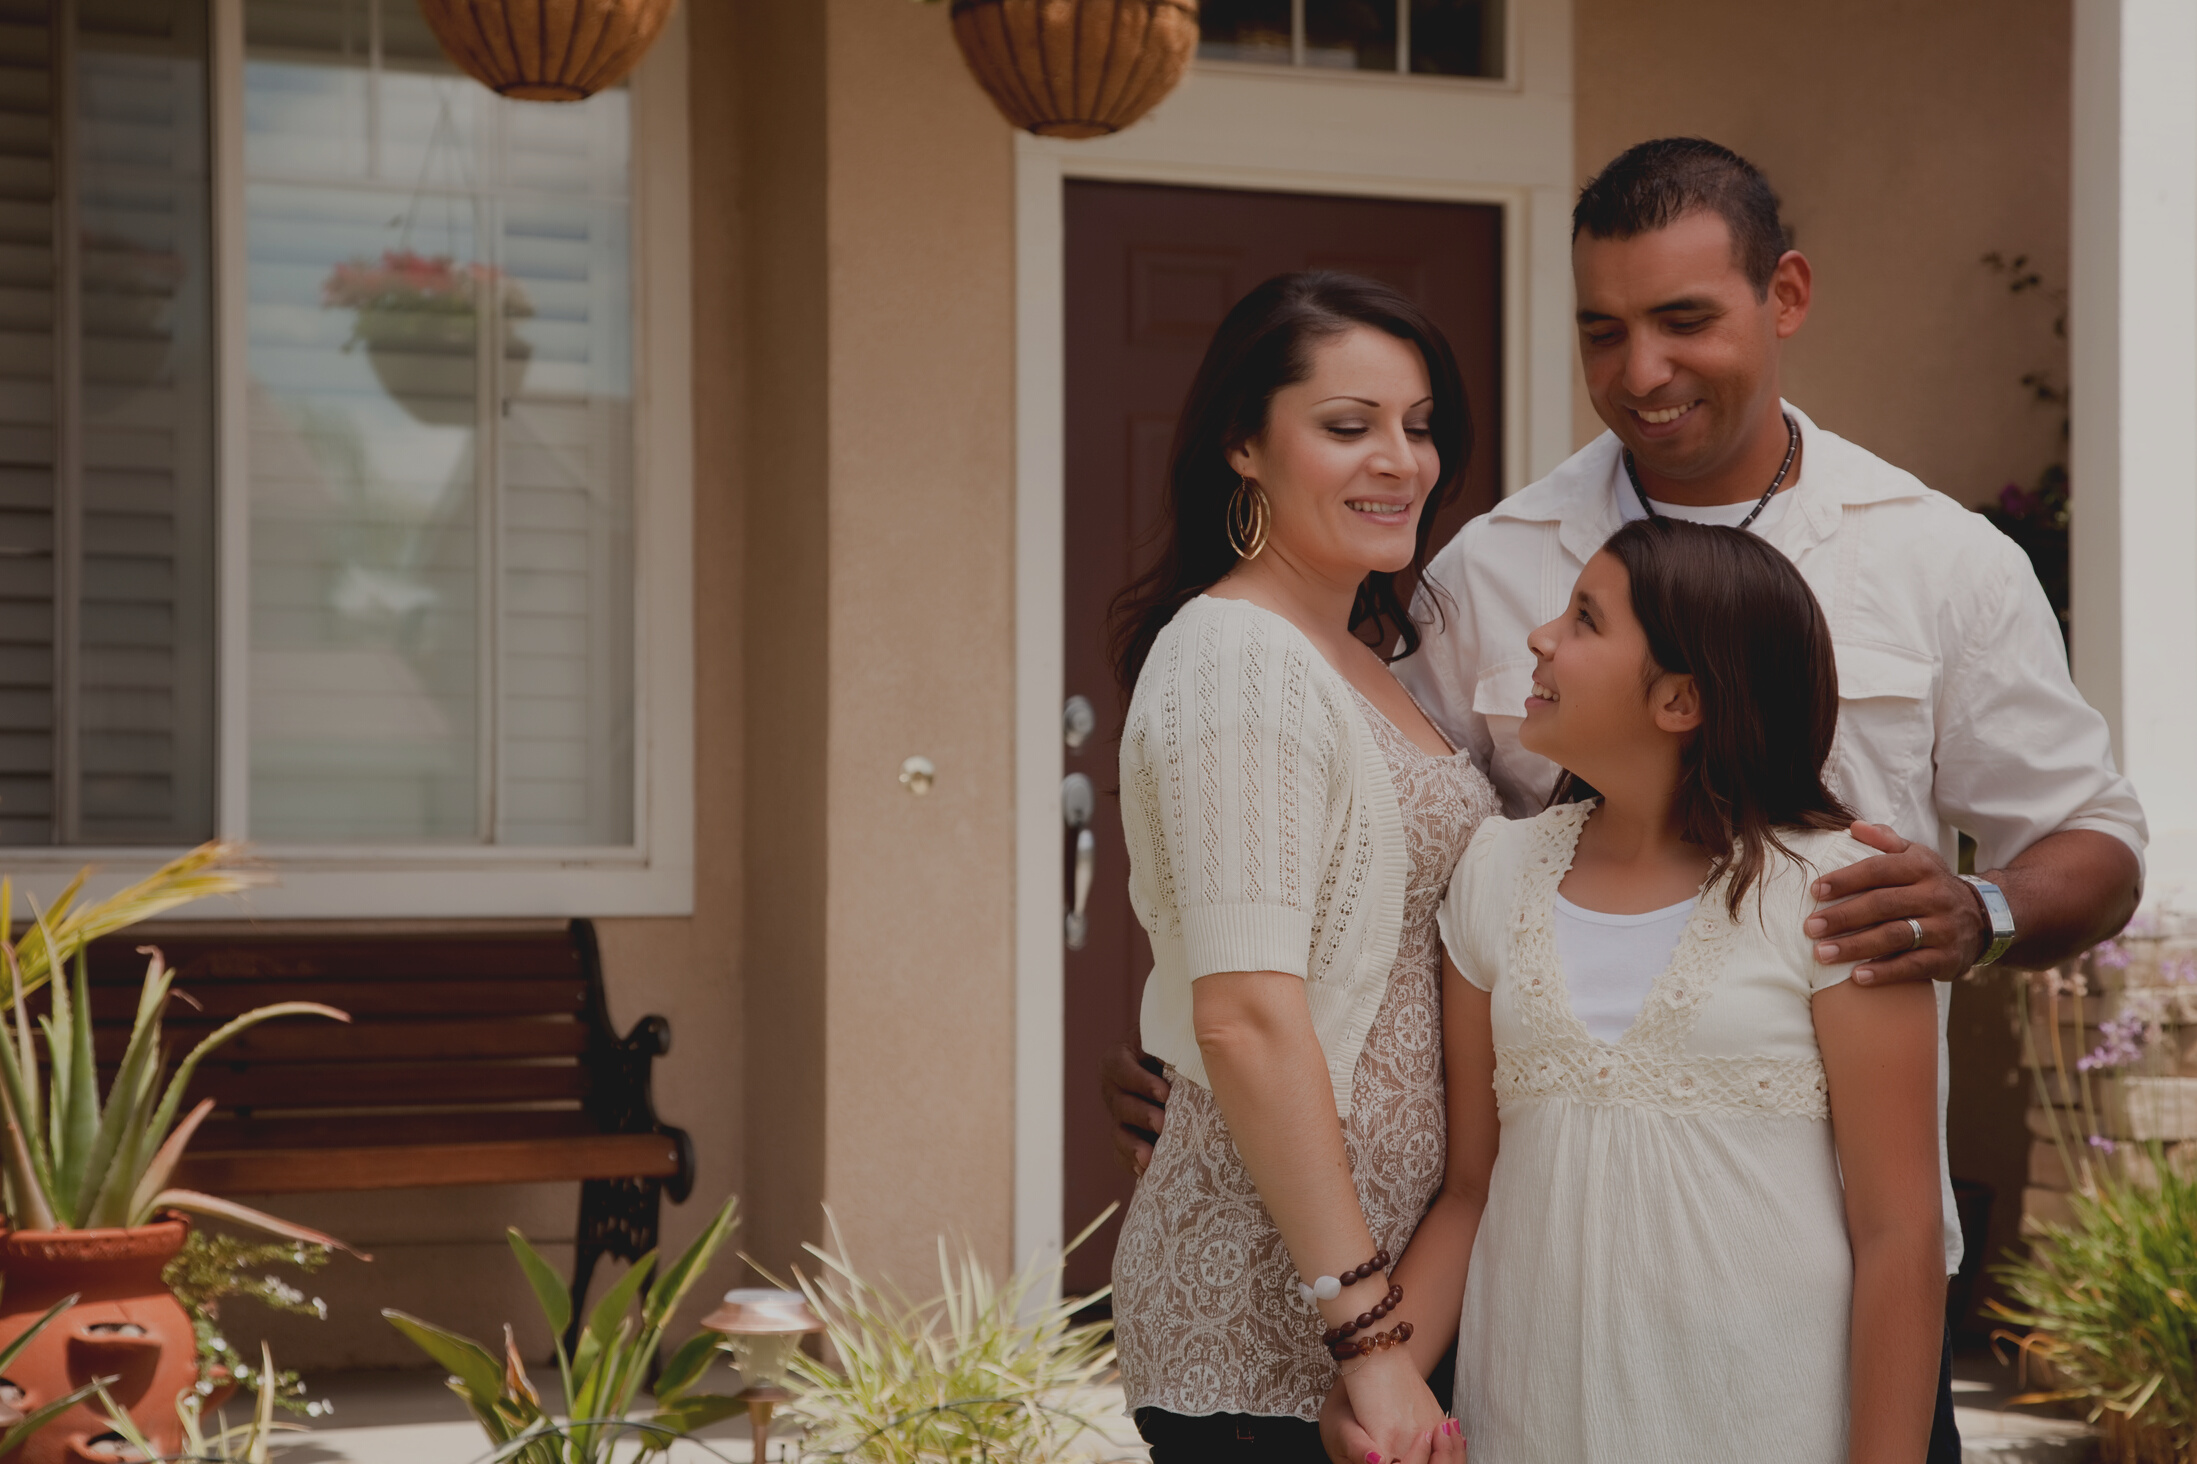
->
[1396,402,2149,1272]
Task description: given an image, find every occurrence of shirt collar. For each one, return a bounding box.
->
[1489,401,1931,564]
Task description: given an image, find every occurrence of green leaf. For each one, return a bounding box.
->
[651,1329,722,1403]
[143,1002,348,1158]
[383,1310,505,1414]
[58,953,97,1214]
[651,1393,748,1433]
[581,1251,656,1362]
[147,1190,365,1255]
[0,1381,102,1457]
[644,1194,739,1326]
[505,1228,572,1341]
[0,1293,76,1379]
[64,955,171,1229]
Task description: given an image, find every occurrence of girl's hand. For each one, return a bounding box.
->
[1339,1351,1452,1462]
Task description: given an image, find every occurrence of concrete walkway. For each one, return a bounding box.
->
[269,1359,2098,1463]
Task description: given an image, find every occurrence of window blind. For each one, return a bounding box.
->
[0,0,213,848]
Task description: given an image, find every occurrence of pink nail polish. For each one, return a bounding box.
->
[1367,1452,1381,1464]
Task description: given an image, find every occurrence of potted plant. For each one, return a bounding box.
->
[382,1195,744,1464]
[321,250,534,427]
[0,846,358,1464]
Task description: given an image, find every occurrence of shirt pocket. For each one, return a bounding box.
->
[1831,640,1937,819]
[1472,658,1538,722]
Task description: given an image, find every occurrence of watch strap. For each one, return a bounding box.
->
[1960,875,2016,966]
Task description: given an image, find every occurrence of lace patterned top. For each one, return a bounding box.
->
[1113,687,1498,1421]
[1437,803,1885,1463]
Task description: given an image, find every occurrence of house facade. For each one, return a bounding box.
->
[3,0,2187,1365]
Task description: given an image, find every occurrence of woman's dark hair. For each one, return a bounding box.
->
[1107,270,1471,694]
[1552,517,1854,917]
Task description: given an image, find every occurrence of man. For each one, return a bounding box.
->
[1100,137,2146,1462]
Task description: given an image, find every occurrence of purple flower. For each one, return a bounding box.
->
[2078,1011,2149,1072]
[2095,938,2133,972]
[1999,483,2035,518]
[2088,1134,2119,1154]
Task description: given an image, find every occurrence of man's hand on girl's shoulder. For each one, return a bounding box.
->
[1803,821,1986,985]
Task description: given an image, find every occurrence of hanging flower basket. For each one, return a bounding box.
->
[324,251,534,428]
[937,0,1200,140]
[415,0,678,103]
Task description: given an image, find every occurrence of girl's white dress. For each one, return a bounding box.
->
[1439,801,1887,1464]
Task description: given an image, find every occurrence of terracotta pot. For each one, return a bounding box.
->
[948,0,1200,139]
[415,0,678,102]
[0,1216,197,1464]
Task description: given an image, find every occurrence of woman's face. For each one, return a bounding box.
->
[1228,326,1439,579]
[1520,550,1695,778]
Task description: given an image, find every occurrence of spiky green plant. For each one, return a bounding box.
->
[93,1341,304,1464]
[1991,1140,2197,1456]
[382,1194,745,1464]
[0,843,266,1005]
[781,1207,1124,1464]
[0,932,356,1243]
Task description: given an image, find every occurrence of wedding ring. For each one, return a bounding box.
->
[1905,917,1925,951]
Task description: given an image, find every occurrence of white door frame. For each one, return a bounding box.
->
[1010,5,1579,1265]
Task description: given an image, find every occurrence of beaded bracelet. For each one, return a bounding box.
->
[1294,1248,1391,1306]
[1320,1284,1405,1347]
[1329,1319,1414,1363]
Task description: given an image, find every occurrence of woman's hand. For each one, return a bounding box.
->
[1334,1351,1459,1463]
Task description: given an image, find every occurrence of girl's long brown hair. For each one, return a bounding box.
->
[1552,517,1855,917]
[1107,271,1471,695]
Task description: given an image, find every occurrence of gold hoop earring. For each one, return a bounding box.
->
[1227,477,1269,562]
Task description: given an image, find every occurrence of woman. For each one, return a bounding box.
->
[1108,271,1491,1464]
[1332,519,1945,1462]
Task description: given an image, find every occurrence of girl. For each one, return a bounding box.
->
[1334,517,1945,1462]
[1109,272,1490,1464]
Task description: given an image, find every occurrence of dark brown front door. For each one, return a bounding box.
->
[1060,180,1505,1295]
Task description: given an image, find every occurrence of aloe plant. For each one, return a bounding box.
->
[383,1194,744,1464]
[0,859,354,1245]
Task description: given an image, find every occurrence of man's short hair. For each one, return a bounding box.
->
[1573,138,1791,298]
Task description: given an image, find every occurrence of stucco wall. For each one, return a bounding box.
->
[816,0,1020,1288]
[1573,0,2072,509]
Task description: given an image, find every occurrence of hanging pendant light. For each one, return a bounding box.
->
[944,0,1200,140]
[415,0,680,103]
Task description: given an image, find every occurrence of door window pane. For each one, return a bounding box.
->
[1306,0,1396,71]
[1410,0,1503,77]
[1198,0,1290,64]
[243,0,633,846]
[0,0,215,848]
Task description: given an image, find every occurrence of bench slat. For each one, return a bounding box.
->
[88,980,590,1020]
[173,1134,683,1194]
[195,1111,602,1151]
[94,939,584,983]
[93,1019,591,1065]
[176,1061,590,1110]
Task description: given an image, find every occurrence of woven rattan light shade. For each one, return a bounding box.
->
[416,0,678,102]
[948,0,1199,140]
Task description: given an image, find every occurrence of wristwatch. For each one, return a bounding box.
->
[1960,875,2016,966]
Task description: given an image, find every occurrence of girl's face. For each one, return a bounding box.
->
[1227,326,1439,579]
[1521,550,1698,781]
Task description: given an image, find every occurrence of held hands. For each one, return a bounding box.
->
[1319,1361,1463,1464]
[1805,821,1987,985]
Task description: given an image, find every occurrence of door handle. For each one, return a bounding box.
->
[1066,828,1096,950]
[1063,772,1096,950]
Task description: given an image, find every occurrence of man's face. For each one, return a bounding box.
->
[1573,210,1802,483]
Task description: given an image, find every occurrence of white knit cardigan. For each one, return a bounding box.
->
[1120,595,1408,1116]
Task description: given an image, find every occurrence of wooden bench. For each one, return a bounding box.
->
[85,919,693,1344]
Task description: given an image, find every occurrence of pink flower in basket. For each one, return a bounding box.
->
[322,250,534,322]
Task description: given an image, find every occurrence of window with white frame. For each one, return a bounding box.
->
[2,0,647,858]
[1198,0,1505,78]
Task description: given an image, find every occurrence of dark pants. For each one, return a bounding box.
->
[1134,1408,1329,1463]
[1928,1320,1962,1463]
